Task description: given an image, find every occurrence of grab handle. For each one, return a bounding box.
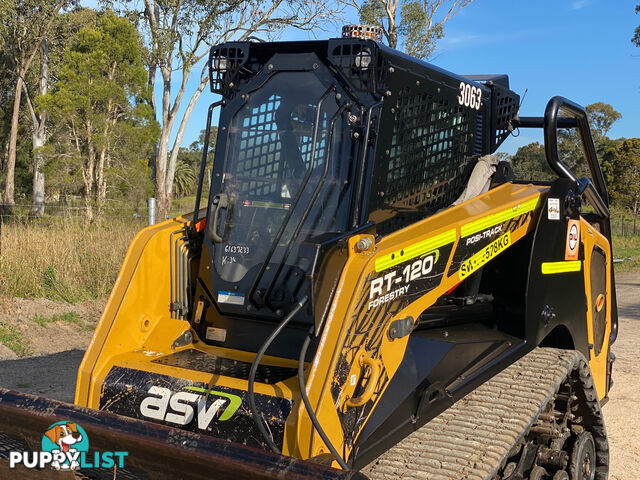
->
[208,193,228,243]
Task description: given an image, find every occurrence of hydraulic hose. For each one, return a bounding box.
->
[298,325,349,470]
[248,296,308,453]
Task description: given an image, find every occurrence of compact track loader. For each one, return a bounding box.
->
[0,26,617,480]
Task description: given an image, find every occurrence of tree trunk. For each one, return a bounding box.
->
[154,68,175,222]
[4,73,24,210]
[84,121,96,226]
[155,128,171,221]
[384,1,398,48]
[32,130,46,216]
[32,39,49,217]
[165,67,208,205]
[96,148,107,217]
[147,2,159,184]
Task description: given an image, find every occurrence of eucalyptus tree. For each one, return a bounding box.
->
[347,0,474,59]
[41,11,159,224]
[2,0,70,211]
[115,0,341,220]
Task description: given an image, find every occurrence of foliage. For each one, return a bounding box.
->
[0,322,30,355]
[553,102,621,178]
[1,0,71,208]
[601,138,640,226]
[510,142,556,182]
[111,0,340,220]
[585,102,622,141]
[173,160,197,198]
[353,0,474,59]
[174,126,217,198]
[633,4,640,47]
[33,311,81,327]
[39,11,159,223]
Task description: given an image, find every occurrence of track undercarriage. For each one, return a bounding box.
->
[363,348,607,480]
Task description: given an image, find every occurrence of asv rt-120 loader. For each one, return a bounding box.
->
[4,25,618,480]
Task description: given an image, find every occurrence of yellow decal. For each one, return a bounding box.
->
[596,293,605,312]
[541,260,582,275]
[375,229,456,272]
[459,232,511,279]
[461,197,541,237]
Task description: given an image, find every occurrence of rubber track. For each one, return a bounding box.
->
[362,347,608,480]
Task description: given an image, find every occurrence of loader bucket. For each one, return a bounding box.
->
[0,388,367,480]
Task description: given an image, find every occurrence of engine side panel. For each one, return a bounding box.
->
[296,183,548,463]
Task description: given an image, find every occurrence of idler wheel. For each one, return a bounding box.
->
[569,432,596,480]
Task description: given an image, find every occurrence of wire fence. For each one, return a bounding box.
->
[613,217,639,237]
[0,196,200,223]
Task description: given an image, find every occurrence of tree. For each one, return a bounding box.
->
[557,102,621,178]
[601,138,640,233]
[585,102,622,143]
[20,7,100,216]
[348,0,474,59]
[633,4,640,47]
[174,126,217,198]
[2,0,70,211]
[510,142,556,182]
[113,0,339,221]
[40,11,159,224]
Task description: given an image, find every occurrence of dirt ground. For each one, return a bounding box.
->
[601,273,640,480]
[0,274,637,478]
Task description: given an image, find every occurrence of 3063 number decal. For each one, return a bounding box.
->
[457,82,482,110]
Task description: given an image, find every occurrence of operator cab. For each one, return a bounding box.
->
[190,36,518,357]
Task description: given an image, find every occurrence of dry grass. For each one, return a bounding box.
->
[0,217,145,302]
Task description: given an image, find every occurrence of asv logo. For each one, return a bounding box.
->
[140,386,241,430]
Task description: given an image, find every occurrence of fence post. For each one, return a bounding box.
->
[148,198,156,226]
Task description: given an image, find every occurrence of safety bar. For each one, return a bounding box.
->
[514,97,610,218]
[514,117,576,129]
[193,100,224,224]
[515,96,618,346]
[544,96,610,217]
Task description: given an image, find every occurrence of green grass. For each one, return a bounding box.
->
[32,311,82,327]
[0,322,29,356]
[612,234,640,273]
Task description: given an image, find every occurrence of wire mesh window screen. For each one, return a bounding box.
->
[329,40,387,93]
[236,94,282,196]
[209,45,247,94]
[494,88,518,148]
[383,87,474,212]
[233,95,328,197]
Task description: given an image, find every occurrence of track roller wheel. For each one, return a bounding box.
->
[529,465,548,480]
[570,432,596,480]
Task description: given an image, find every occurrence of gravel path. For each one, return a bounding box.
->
[602,273,640,480]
